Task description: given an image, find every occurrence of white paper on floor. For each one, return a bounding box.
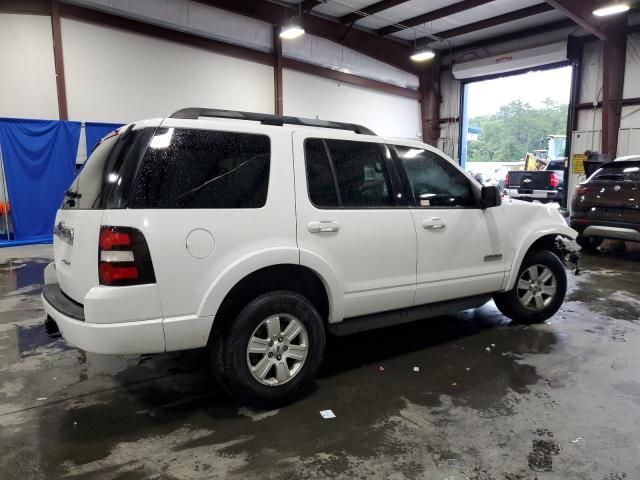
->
[320,409,336,419]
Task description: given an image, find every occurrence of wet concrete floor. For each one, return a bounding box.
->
[0,245,639,479]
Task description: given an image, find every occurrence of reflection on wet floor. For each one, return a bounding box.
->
[1,245,640,479]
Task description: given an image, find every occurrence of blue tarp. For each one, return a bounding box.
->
[85,122,122,156]
[0,118,80,243]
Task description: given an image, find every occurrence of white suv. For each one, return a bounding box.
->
[42,108,578,407]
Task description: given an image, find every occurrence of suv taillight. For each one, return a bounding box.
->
[98,226,155,286]
[575,184,594,197]
[549,172,560,188]
[504,173,509,188]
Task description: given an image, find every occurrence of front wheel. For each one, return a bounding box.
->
[212,291,326,409]
[493,250,567,324]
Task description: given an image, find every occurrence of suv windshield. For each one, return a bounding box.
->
[62,126,155,210]
[591,163,640,182]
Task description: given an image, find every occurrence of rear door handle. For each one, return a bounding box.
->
[422,217,446,230]
[308,220,340,233]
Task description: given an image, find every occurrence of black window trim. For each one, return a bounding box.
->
[303,137,404,210]
[389,144,483,210]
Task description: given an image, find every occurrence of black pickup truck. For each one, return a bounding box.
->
[505,160,565,203]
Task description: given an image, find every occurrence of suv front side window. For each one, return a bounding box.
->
[395,146,476,208]
[304,138,394,208]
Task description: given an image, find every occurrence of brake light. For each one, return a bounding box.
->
[99,229,131,250]
[549,172,560,188]
[504,173,509,188]
[98,226,155,286]
[575,184,593,196]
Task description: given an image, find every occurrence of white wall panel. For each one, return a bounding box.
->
[577,108,602,133]
[61,18,274,123]
[65,0,273,52]
[580,41,603,105]
[440,70,460,121]
[618,128,640,156]
[439,70,461,161]
[0,14,59,120]
[282,34,419,89]
[438,121,460,160]
[620,105,640,129]
[282,69,420,139]
[623,33,640,99]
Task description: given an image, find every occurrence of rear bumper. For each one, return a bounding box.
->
[507,188,561,200]
[42,284,166,354]
[570,218,640,242]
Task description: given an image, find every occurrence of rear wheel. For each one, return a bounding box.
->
[211,291,326,409]
[493,250,567,324]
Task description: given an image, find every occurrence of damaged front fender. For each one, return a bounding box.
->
[555,235,582,275]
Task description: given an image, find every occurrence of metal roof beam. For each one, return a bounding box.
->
[340,0,410,25]
[422,3,555,41]
[544,0,607,40]
[377,0,494,36]
[196,0,428,73]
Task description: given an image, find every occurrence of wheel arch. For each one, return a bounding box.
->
[204,263,335,345]
[504,225,577,291]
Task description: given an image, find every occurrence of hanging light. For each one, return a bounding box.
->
[592,1,630,16]
[280,2,305,40]
[280,23,305,39]
[410,26,435,62]
[411,48,435,62]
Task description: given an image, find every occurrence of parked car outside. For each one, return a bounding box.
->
[42,109,578,407]
[571,157,640,250]
[505,160,565,203]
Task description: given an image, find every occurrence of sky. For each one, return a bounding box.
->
[466,66,573,118]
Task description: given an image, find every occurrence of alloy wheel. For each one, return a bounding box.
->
[246,313,309,386]
[516,264,557,312]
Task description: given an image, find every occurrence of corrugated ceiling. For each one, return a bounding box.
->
[276,0,576,48]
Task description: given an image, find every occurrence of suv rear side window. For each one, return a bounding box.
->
[395,146,476,208]
[304,138,394,208]
[130,128,270,209]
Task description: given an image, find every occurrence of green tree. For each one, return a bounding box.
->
[466,99,568,162]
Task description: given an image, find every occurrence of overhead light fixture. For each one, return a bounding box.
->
[280,24,305,40]
[410,48,435,62]
[280,2,305,40]
[592,1,630,16]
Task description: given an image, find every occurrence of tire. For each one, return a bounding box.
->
[493,250,567,324]
[211,290,326,409]
[577,235,603,251]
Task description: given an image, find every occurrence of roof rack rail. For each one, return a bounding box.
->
[169,108,376,135]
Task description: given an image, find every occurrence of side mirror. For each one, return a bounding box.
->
[480,185,502,209]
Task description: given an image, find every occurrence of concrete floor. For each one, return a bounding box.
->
[1,245,639,479]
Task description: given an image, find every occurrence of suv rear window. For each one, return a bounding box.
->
[591,163,640,181]
[62,127,155,210]
[129,128,270,209]
[547,160,565,171]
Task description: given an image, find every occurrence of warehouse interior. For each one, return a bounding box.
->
[1,0,640,478]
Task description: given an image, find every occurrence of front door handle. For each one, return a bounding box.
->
[308,220,340,233]
[422,217,446,230]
